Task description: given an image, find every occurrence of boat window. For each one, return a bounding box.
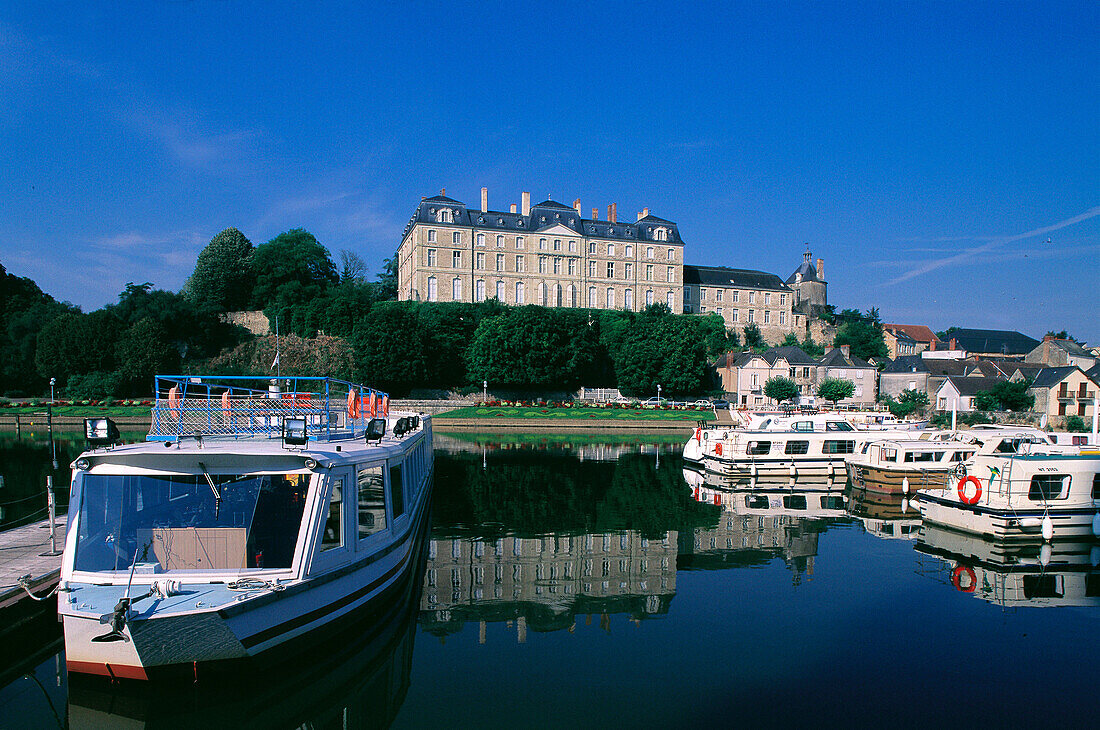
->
[950,451,974,462]
[785,441,809,455]
[745,495,769,509]
[321,477,345,551]
[747,441,771,455]
[903,451,935,462]
[73,472,309,572]
[1023,575,1064,599]
[357,465,386,538]
[782,495,807,510]
[390,462,405,519]
[1028,474,1069,501]
[793,421,814,432]
[820,496,845,510]
[822,440,855,454]
[882,448,897,462]
[825,422,854,431]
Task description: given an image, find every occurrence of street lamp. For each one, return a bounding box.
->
[483,380,488,403]
[48,378,57,469]
[657,384,662,402]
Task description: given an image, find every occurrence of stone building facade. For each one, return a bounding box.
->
[398,189,685,313]
[682,265,802,341]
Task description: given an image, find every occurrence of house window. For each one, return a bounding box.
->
[427,229,436,243]
[732,291,739,303]
[438,209,452,223]
[701,289,707,301]
[515,281,525,304]
[625,289,634,310]
[516,255,525,272]
[427,276,437,301]
[803,367,811,378]
[426,248,437,266]
[476,233,485,246]
[475,252,485,269]
[780,293,786,305]
[588,286,597,307]
[496,280,505,301]
[624,263,632,279]
[667,248,674,261]
[646,246,654,259]
[606,288,614,308]
[748,291,755,304]
[452,231,460,244]
[731,309,738,323]
[764,310,770,324]
[646,265,653,281]
[748,310,755,323]
[625,245,633,257]
[716,306,723,316]
[475,279,485,302]
[716,290,723,302]
[452,250,461,268]
[588,242,597,254]
[779,311,786,325]
[516,236,524,248]
[452,277,462,300]
[764,292,771,305]
[496,254,504,271]
[496,235,504,247]
[666,266,674,282]
[751,374,759,387]
[539,238,547,250]
[607,262,615,278]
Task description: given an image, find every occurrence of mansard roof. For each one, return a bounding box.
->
[1029,366,1085,390]
[820,348,873,369]
[684,265,791,291]
[942,375,1006,396]
[949,328,1040,356]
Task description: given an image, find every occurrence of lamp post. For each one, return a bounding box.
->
[48,378,57,469]
[483,380,488,403]
[657,384,662,403]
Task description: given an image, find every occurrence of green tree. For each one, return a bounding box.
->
[34,310,122,388]
[800,336,825,359]
[816,377,855,407]
[743,323,766,351]
[0,262,75,394]
[974,380,1034,411]
[884,388,929,418]
[834,317,887,361]
[781,332,801,348]
[614,314,713,396]
[115,318,180,394]
[251,229,339,310]
[764,376,799,404]
[376,252,398,301]
[351,301,424,394]
[1064,415,1087,432]
[184,227,255,310]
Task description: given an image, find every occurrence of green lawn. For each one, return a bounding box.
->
[0,405,149,417]
[440,405,714,421]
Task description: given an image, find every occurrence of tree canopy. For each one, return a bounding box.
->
[764,376,799,404]
[816,377,855,406]
[251,229,339,310]
[184,227,255,310]
[974,380,1035,412]
[833,309,887,361]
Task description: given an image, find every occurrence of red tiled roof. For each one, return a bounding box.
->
[884,323,939,345]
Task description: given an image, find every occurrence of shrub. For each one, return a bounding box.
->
[1065,415,1088,433]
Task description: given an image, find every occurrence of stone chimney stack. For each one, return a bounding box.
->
[608,203,617,223]
[637,207,649,220]
[841,344,851,359]
[481,187,488,213]
[1044,334,1054,342]
[950,338,957,350]
[510,203,517,213]
[592,208,599,220]
[573,198,582,216]
[816,258,824,279]
[521,192,531,216]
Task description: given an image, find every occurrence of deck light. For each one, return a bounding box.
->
[74,458,90,470]
[84,417,120,447]
[283,417,308,446]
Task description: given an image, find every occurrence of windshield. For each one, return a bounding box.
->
[74,472,309,573]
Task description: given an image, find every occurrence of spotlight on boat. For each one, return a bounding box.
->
[283,417,308,447]
[74,457,90,471]
[304,458,319,470]
[84,417,120,448]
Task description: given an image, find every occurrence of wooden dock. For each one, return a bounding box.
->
[0,515,67,610]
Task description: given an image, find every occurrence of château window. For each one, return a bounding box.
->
[452,232,460,244]
[496,280,505,301]
[748,309,755,323]
[569,240,577,253]
[515,282,525,304]
[516,236,524,248]
[427,276,437,301]
[437,209,452,223]
[452,251,461,268]
[568,258,576,275]
[496,235,504,247]
[553,258,562,274]
[625,245,633,257]
[588,261,596,277]
[553,239,561,251]
[748,291,755,304]
[475,279,485,302]
[516,255,525,272]
[624,263,632,279]
[606,287,614,308]
[780,293,786,305]
[764,292,771,305]
[645,290,654,307]
[427,248,437,266]
[666,266,674,282]
[667,248,674,261]
[606,262,615,278]
[779,311,787,325]
[588,286,597,307]
[476,233,485,246]
[539,282,548,306]
[452,277,462,300]
[764,310,770,324]
[588,242,596,254]
[496,254,504,271]
[475,252,484,269]
[646,246,654,259]
[666,291,674,309]
[625,289,634,310]
[608,244,615,256]
[716,291,723,302]
[539,238,547,250]
[732,291,739,303]
[567,284,577,307]
[538,256,547,274]
[731,309,738,323]
[427,229,436,242]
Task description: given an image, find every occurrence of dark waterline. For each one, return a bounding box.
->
[1,433,1098,728]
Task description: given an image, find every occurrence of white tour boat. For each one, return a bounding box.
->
[683,412,921,480]
[913,441,1100,542]
[58,375,433,681]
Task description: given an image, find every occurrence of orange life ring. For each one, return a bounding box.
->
[382,395,389,417]
[957,475,982,506]
[168,386,181,419]
[369,392,378,418]
[220,390,231,417]
[695,427,702,443]
[715,442,723,456]
[347,389,360,420]
[951,564,977,593]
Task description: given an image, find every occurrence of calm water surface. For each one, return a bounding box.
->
[2,432,1099,728]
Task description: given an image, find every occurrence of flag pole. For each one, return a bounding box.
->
[275,314,281,380]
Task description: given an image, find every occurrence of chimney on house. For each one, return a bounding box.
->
[816,258,824,279]
[441,188,445,196]
[521,192,530,216]
[510,203,517,213]
[950,338,957,350]
[573,198,582,216]
[841,344,851,359]
[1044,334,1054,342]
[592,208,599,220]
[930,339,936,351]
[481,187,488,213]
[609,203,617,223]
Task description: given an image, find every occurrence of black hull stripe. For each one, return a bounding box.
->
[916,492,1098,517]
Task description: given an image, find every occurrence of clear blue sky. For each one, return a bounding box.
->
[2,1,1097,342]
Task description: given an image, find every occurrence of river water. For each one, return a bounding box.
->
[2,432,1099,728]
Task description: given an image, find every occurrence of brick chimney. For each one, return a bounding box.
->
[481,187,488,213]
[592,208,599,220]
[510,203,517,213]
[816,258,824,279]
[521,192,530,216]
[1043,334,1054,342]
[950,337,957,350]
[841,344,850,359]
[608,203,617,223]
[573,198,582,216]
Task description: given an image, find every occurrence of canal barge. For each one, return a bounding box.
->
[913,443,1100,542]
[58,375,433,681]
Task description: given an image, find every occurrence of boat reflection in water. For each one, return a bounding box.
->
[844,483,922,542]
[915,522,1100,608]
[65,522,431,729]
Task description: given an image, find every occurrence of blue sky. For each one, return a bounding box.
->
[2,1,1097,342]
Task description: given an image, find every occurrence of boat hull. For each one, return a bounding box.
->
[845,462,954,494]
[915,491,1099,542]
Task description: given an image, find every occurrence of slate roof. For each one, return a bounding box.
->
[403,193,684,244]
[942,375,1006,397]
[785,260,820,285]
[949,328,1040,356]
[1042,339,1095,357]
[883,324,940,345]
[684,265,791,291]
[764,346,817,365]
[819,348,873,369]
[1029,366,1082,390]
[1085,363,1100,382]
[881,355,929,374]
[888,330,918,344]
[984,360,1045,379]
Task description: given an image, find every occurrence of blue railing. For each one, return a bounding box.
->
[148,375,389,442]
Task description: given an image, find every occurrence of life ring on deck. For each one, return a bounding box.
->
[220,390,231,418]
[951,564,977,593]
[347,389,360,420]
[957,475,982,506]
[694,428,702,443]
[715,442,723,456]
[369,392,378,418]
[382,395,389,417]
[168,386,181,419]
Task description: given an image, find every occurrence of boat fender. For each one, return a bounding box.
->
[951,564,977,593]
[1039,543,1052,567]
[1041,515,1053,542]
[715,442,723,456]
[1092,512,1100,537]
[902,477,910,495]
[957,476,982,506]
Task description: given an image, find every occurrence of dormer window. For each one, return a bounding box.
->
[437,209,453,223]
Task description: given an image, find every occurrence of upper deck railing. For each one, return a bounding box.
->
[147,375,390,442]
